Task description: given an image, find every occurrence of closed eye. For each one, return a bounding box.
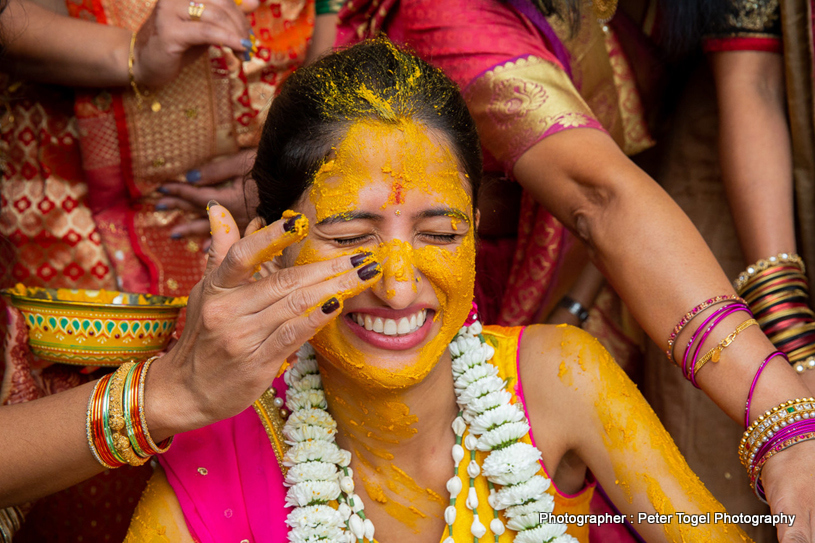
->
[419,233,458,244]
[333,235,373,246]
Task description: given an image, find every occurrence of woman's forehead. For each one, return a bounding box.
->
[306,120,472,221]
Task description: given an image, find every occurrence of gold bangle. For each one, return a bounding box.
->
[138,356,173,454]
[694,319,759,375]
[739,397,815,466]
[108,362,150,467]
[128,33,161,113]
[735,253,806,292]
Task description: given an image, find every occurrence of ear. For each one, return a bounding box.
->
[474,209,481,232]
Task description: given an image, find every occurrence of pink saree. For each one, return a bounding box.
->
[158,375,291,542]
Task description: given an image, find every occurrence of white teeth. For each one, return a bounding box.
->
[352,310,429,336]
[397,317,411,334]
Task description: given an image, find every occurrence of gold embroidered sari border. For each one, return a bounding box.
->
[254,388,289,476]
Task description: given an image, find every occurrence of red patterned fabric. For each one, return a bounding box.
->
[0,84,116,292]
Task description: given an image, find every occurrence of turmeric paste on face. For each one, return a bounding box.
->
[292,119,475,391]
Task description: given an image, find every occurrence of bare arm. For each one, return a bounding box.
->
[306,13,338,64]
[0,0,255,88]
[523,324,750,542]
[0,208,379,506]
[514,128,807,421]
[514,129,815,540]
[710,50,795,263]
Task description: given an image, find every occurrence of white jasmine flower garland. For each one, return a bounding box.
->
[282,321,575,543]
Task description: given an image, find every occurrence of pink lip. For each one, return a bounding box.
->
[344,308,436,350]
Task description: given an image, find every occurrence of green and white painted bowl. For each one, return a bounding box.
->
[2,285,187,366]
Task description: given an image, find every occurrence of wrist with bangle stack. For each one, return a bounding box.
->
[667,286,814,502]
[86,356,172,469]
[734,253,815,373]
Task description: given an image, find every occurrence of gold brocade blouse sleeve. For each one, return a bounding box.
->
[461,55,604,175]
[124,466,196,543]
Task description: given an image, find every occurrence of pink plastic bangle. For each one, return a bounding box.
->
[680,302,747,380]
[688,306,752,388]
[666,295,743,362]
[745,351,788,429]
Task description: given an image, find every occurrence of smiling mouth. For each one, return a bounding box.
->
[347,309,428,336]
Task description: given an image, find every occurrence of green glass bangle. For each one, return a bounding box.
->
[102,376,127,465]
[122,362,149,459]
[316,0,343,15]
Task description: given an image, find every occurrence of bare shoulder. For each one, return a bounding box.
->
[518,323,616,394]
[518,325,627,440]
[124,465,196,543]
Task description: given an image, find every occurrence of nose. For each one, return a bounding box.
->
[372,239,420,309]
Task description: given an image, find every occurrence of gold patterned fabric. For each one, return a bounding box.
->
[67,0,315,297]
[0,83,116,291]
[462,55,602,170]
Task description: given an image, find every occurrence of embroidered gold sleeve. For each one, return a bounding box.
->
[706,0,781,39]
[461,55,602,173]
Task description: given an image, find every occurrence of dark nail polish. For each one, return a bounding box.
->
[185,169,202,183]
[243,50,251,62]
[157,187,170,194]
[240,38,253,49]
[350,252,372,268]
[283,214,302,233]
[170,233,182,240]
[321,297,340,314]
[357,262,381,281]
[155,203,168,211]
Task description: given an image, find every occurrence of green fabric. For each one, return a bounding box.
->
[316,0,342,15]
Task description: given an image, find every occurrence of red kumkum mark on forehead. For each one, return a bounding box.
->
[391,182,405,205]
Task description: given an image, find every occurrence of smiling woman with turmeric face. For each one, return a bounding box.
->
[123,41,750,543]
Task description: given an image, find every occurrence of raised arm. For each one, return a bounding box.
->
[514,130,815,540]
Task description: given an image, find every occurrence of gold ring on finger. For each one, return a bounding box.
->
[188,1,205,21]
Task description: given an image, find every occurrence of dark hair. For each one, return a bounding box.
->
[657,0,734,57]
[252,39,482,224]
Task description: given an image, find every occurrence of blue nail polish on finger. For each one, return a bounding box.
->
[185,169,202,183]
[157,187,170,194]
[243,50,251,62]
[170,233,182,240]
[240,38,253,49]
[155,203,168,211]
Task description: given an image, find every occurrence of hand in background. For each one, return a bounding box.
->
[156,149,259,242]
[133,0,260,87]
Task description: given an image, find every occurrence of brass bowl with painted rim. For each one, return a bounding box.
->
[2,285,187,366]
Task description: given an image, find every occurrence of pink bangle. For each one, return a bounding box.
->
[688,306,752,387]
[745,351,788,428]
[680,302,747,380]
[666,295,743,363]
